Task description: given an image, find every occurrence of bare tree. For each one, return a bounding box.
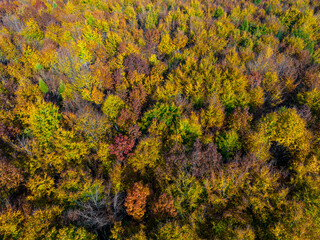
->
[64,183,126,238]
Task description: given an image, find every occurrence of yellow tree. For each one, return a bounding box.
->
[247,107,311,162]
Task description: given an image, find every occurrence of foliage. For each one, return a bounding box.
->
[1,0,320,238]
[247,107,311,162]
[56,169,104,207]
[0,159,23,199]
[167,173,204,220]
[216,130,241,159]
[128,137,162,173]
[47,226,97,240]
[22,206,63,240]
[27,99,61,145]
[39,79,49,94]
[140,103,181,138]
[26,173,55,203]
[177,113,202,146]
[58,81,65,95]
[156,222,198,240]
[125,182,150,222]
[201,98,225,129]
[109,134,135,162]
[102,94,127,122]
[0,208,24,240]
[151,193,177,219]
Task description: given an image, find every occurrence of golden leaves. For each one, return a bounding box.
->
[21,19,44,41]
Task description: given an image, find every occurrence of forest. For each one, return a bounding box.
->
[0,0,320,239]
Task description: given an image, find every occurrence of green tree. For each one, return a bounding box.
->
[216,130,241,159]
[27,99,61,145]
[39,79,49,94]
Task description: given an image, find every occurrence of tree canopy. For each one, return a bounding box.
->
[1,0,320,239]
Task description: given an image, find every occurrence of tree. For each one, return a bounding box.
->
[124,54,150,77]
[156,222,199,240]
[56,169,104,208]
[0,208,24,240]
[68,184,114,236]
[21,19,44,41]
[151,193,177,219]
[27,99,61,145]
[39,79,49,94]
[201,97,225,129]
[167,173,204,221]
[102,94,127,123]
[128,137,162,174]
[26,173,55,204]
[109,134,135,162]
[74,106,110,150]
[247,107,311,162]
[204,156,290,239]
[22,206,63,240]
[0,158,23,200]
[158,34,176,55]
[140,103,181,142]
[125,182,150,222]
[47,226,97,240]
[216,130,241,159]
[177,112,202,146]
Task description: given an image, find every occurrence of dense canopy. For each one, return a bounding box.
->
[1,0,320,239]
